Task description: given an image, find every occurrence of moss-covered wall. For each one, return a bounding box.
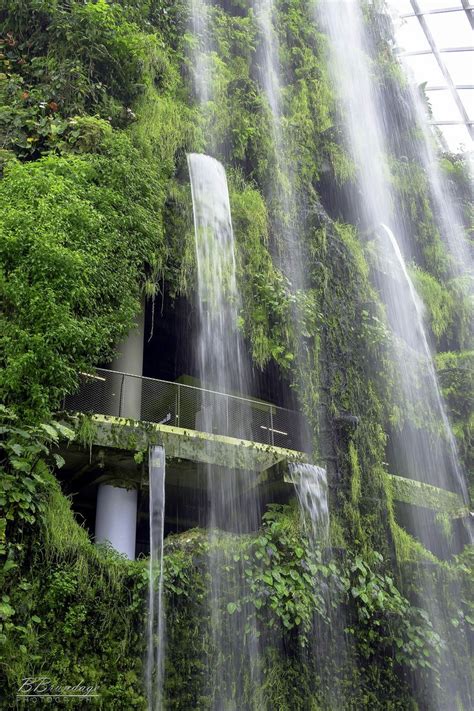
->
[1,1,472,709]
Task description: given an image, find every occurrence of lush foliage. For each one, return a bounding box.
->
[0,0,472,709]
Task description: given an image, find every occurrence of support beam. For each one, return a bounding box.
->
[461,0,474,30]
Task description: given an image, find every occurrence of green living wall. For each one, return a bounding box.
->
[0,0,472,709]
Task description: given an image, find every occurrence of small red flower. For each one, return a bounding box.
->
[48,101,59,112]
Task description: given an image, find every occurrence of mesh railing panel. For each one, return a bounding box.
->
[65,369,306,451]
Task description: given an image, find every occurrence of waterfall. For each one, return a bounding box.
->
[253,0,320,460]
[187,153,247,400]
[146,446,166,711]
[316,0,468,521]
[189,0,212,106]
[401,58,473,284]
[316,1,471,706]
[187,153,262,708]
[288,463,329,542]
[380,223,468,506]
[288,463,349,706]
[254,0,349,696]
[253,0,305,290]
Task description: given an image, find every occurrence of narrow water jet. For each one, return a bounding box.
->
[187,153,262,708]
[252,0,319,456]
[254,0,350,695]
[147,446,166,711]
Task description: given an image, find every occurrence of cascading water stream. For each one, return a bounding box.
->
[187,0,264,697]
[316,1,471,705]
[187,153,262,708]
[189,0,212,106]
[288,463,329,544]
[380,223,468,506]
[288,463,350,706]
[315,0,467,516]
[254,0,349,695]
[399,47,473,284]
[253,0,305,291]
[146,446,166,711]
[187,153,249,422]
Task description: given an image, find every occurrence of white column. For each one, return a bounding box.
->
[108,301,145,419]
[95,484,138,559]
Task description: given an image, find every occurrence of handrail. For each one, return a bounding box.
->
[65,368,308,451]
[85,368,295,414]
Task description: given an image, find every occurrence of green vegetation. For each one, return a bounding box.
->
[0,0,472,709]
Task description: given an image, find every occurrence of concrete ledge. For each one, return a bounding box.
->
[388,473,468,518]
[66,413,308,473]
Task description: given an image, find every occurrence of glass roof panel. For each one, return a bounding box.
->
[390,0,473,150]
[425,10,472,48]
[426,89,463,120]
[458,88,474,120]
[438,123,472,151]
[442,51,474,84]
[418,0,462,10]
[397,16,432,52]
[396,0,417,14]
[404,53,446,84]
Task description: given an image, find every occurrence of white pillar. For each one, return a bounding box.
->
[95,484,138,559]
[108,301,145,419]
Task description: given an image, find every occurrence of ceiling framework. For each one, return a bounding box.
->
[394,0,474,149]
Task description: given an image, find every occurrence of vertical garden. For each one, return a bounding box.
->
[0,1,472,709]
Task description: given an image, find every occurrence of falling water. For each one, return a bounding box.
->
[254,0,350,693]
[316,0,467,510]
[189,0,212,105]
[187,153,248,404]
[253,0,305,289]
[316,1,471,706]
[288,463,329,542]
[147,446,166,711]
[187,153,262,708]
[400,57,473,283]
[315,1,391,233]
[252,0,321,458]
[379,223,468,506]
[288,463,349,705]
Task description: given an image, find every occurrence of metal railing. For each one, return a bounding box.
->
[64,369,308,451]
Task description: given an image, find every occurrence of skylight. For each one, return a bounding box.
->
[389,0,474,152]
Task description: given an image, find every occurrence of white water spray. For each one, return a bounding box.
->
[316,0,468,509]
[189,0,212,105]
